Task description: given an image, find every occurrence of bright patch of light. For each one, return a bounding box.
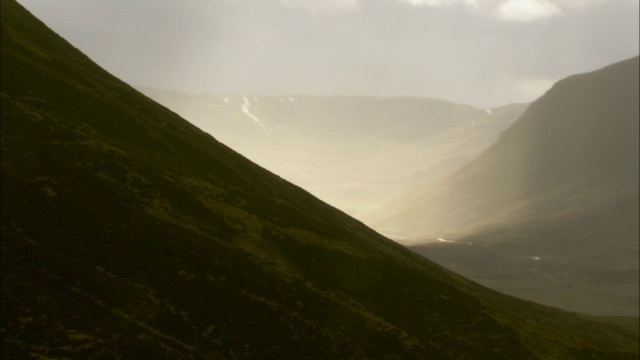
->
[497,0,562,22]
[515,78,555,102]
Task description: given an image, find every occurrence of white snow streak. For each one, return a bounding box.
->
[241,96,270,135]
[436,238,472,245]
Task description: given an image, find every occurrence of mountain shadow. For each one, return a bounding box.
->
[1,0,638,358]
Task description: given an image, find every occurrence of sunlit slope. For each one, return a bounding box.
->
[137,87,527,217]
[366,56,639,239]
[1,1,637,359]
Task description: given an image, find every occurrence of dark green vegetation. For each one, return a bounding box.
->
[1,0,638,358]
[366,57,639,316]
[137,87,527,217]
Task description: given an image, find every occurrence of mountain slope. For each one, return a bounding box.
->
[137,87,527,217]
[365,57,639,315]
[1,1,637,358]
[366,56,638,237]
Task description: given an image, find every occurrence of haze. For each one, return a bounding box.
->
[16,0,639,108]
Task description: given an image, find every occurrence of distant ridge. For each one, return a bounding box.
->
[1,0,637,358]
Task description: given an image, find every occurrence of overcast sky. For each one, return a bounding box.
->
[17,0,639,107]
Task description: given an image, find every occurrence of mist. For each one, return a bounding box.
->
[16,0,640,108]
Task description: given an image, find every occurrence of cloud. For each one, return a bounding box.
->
[496,0,562,22]
[279,0,624,17]
[397,0,478,7]
[553,0,618,8]
[280,0,360,13]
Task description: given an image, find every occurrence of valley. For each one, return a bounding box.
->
[140,59,640,318]
[138,87,526,217]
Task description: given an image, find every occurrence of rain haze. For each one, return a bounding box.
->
[16,0,640,107]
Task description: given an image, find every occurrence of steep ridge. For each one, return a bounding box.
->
[365,57,639,315]
[137,87,527,217]
[1,1,637,358]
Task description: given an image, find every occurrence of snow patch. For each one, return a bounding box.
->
[241,96,269,135]
[435,238,472,245]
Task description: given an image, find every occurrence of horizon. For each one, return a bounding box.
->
[135,84,538,109]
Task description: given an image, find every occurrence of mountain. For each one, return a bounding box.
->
[1,0,638,358]
[137,87,527,217]
[364,57,639,315]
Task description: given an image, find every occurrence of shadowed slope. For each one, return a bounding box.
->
[365,57,639,315]
[366,56,639,238]
[1,1,637,358]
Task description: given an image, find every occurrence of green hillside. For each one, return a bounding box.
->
[1,0,637,358]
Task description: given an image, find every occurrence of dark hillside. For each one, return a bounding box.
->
[1,0,637,358]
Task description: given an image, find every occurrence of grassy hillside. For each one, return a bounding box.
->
[1,0,637,358]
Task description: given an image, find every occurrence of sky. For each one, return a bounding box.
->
[17,0,639,108]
